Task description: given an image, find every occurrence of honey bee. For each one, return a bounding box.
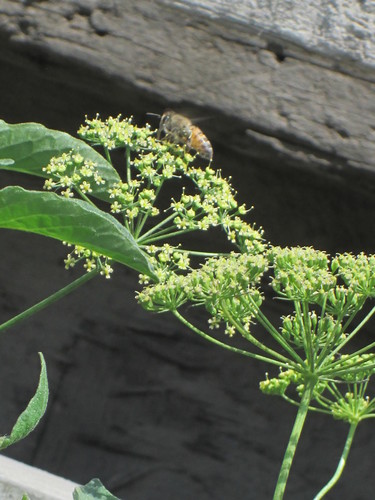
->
[157,110,213,161]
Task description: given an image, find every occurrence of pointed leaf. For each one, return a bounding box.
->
[0,120,120,202]
[73,478,120,499]
[0,186,155,277]
[0,353,48,450]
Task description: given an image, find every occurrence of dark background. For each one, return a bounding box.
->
[1,27,375,500]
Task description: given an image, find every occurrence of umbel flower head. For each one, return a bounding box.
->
[42,114,265,280]
[78,114,155,151]
[270,246,336,303]
[138,252,269,336]
[43,152,105,198]
[63,244,113,279]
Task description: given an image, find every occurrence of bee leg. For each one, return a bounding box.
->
[157,124,163,140]
[157,115,167,140]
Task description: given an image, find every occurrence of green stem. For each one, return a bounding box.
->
[313,423,357,500]
[294,301,309,358]
[166,248,229,257]
[139,227,197,245]
[134,182,164,239]
[75,187,96,206]
[321,358,375,379]
[247,297,304,366]
[341,298,366,333]
[136,212,177,242]
[125,147,131,181]
[0,270,99,333]
[172,310,291,368]
[138,245,225,259]
[329,305,375,360]
[103,147,112,165]
[282,394,331,416]
[302,301,314,368]
[273,378,316,500]
[221,300,298,367]
[315,311,345,369]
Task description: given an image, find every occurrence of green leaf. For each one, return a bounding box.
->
[73,478,120,500]
[0,120,120,202]
[0,186,155,277]
[0,353,48,450]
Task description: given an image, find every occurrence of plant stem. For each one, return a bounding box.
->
[125,147,131,181]
[104,147,112,165]
[75,187,96,206]
[164,248,229,257]
[302,301,314,368]
[273,378,316,500]
[172,310,291,368]
[329,305,375,359]
[221,300,297,367]
[246,297,304,366]
[313,423,357,500]
[136,212,177,242]
[139,227,197,245]
[134,182,164,239]
[0,270,99,333]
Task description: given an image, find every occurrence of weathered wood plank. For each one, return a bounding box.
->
[1,0,375,175]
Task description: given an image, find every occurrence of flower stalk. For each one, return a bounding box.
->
[0,270,99,333]
[313,423,357,500]
[273,378,316,500]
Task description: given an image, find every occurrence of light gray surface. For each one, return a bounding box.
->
[0,454,78,500]
[167,0,375,71]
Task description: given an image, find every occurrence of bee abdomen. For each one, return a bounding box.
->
[189,126,213,161]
